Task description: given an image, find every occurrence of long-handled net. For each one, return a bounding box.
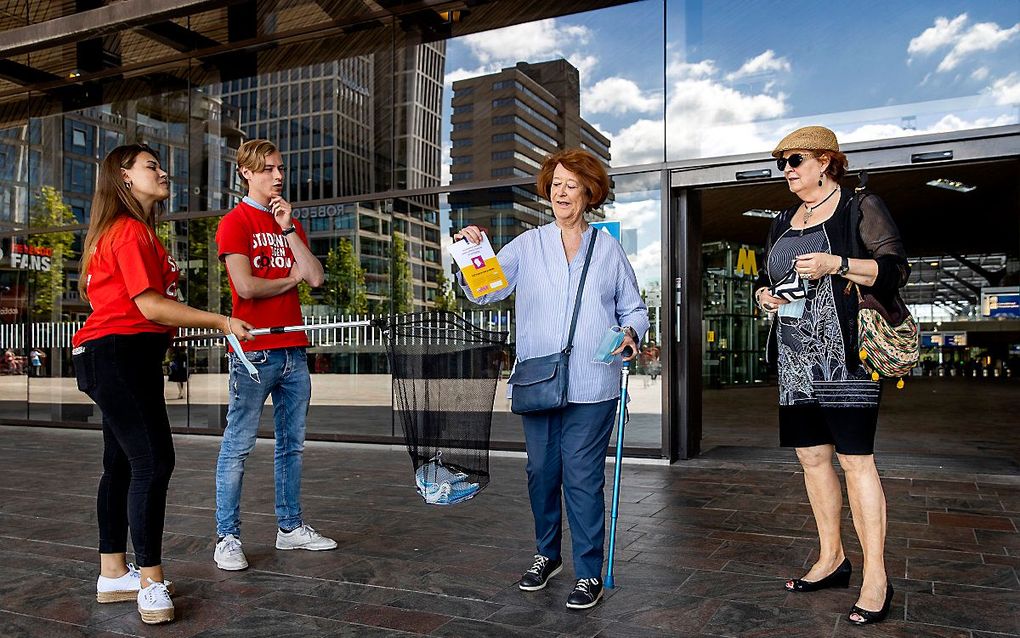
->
[379,312,508,505]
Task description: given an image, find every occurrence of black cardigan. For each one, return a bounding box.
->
[755,186,910,369]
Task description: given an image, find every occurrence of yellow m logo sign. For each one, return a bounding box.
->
[736,247,758,277]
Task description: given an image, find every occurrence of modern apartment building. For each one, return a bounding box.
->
[448,59,612,252]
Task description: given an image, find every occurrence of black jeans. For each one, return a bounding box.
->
[74,332,175,567]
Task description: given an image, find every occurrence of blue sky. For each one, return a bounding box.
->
[438,0,1019,286]
[441,0,1019,166]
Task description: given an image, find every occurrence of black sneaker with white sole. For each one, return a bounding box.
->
[518,554,563,591]
[565,577,603,609]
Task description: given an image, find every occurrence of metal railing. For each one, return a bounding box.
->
[0,309,515,350]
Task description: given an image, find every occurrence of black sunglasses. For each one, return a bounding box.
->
[776,153,807,171]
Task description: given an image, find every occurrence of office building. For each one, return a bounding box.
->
[448,59,612,252]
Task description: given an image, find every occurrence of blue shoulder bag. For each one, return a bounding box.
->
[508,230,597,415]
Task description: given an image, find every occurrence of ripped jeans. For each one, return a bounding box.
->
[214,347,311,538]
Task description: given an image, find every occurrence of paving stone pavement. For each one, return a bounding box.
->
[0,425,1017,637]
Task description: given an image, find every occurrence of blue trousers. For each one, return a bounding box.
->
[216,347,310,538]
[521,399,618,580]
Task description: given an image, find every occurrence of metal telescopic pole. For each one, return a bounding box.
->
[171,319,377,343]
[604,357,631,589]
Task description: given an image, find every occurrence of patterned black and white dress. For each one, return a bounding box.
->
[768,224,880,450]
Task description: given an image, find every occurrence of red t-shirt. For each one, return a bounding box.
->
[73,217,180,347]
[216,200,309,351]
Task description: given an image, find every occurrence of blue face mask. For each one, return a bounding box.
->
[225,333,261,384]
[778,297,807,319]
[592,326,626,365]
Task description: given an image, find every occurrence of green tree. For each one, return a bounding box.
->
[182,216,231,314]
[390,232,413,314]
[432,268,458,312]
[323,239,368,314]
[27,187,76,319]
[296,280,315,306]
[371,297,390,316]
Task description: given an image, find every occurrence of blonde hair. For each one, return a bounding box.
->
[236,139,279,188]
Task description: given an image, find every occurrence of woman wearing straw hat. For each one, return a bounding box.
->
[754,126,909,625]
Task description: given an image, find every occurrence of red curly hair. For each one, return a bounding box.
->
[537,148,610,211]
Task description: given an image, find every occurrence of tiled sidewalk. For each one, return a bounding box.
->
[0,425,1016,637]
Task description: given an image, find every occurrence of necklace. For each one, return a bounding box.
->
[801,186,839,224]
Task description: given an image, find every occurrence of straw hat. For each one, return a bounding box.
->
[771,126,839,158]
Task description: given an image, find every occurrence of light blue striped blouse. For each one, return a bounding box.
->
[459,222,650,403]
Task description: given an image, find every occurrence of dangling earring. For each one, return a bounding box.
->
[818,174,823,188]
[124,181,132,190]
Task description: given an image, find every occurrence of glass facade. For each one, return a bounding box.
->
[1,0,1017,457]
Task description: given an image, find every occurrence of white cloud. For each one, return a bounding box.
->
[628,240,662,286]
[567,54,599,82]
[460,19,591,65]
[907,14,1020,72]
[440,143,452,184]
[583,77,663,115]
[445,66,494,86]
[908,14,969,59]
[937,21,1020,72]
[610,118,665,166]
[837,112,1017,143]
[971,67,990,82]
[986,72,1020,105]
[448,19,599,87]
[666,59,716,80]
[607,54,790,165]
[603,198,659,231]
[725,50,791,82]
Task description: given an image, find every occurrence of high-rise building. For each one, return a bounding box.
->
[0,94,240,320]
[219,42,447,312]
[448,59,612,252]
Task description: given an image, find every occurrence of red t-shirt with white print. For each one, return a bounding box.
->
[73,216,179,347]
[215,200,309,351]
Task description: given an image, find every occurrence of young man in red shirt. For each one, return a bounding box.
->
[213,139,331,570]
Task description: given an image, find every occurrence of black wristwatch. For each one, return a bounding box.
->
[281,226,297,236]
[836,256,849,276]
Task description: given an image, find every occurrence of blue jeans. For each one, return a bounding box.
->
[521,399,618,580]
[215,347,310,538]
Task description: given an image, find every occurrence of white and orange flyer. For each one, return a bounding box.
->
[448,233,508,298]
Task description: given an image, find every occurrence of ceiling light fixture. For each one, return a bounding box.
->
[926,178,975,193]
[742,209,780,218]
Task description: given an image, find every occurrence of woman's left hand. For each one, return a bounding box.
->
[795,253,839,280]
[612,333,639,362]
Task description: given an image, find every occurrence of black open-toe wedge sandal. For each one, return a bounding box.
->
[847,581,893,625]
[785,558,852,592]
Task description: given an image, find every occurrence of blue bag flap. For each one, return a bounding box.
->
[508,353,562,386]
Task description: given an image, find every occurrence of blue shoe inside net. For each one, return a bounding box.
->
[415,453,480,505]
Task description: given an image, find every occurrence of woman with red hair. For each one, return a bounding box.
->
[454,148,648,609]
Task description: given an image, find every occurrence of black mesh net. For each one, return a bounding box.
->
[380,312,508,505]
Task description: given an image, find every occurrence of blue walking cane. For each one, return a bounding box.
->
[604,347,632,590]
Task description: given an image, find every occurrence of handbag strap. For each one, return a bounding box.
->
[848,171,869,260]
[563,229,598,355]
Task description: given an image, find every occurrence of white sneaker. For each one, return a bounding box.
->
[96,563,175,603]
[137,578,174,624]
[214,534,249,571]
[276,524,337,551]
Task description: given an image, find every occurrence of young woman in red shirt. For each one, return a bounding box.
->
[73,144,253,624]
